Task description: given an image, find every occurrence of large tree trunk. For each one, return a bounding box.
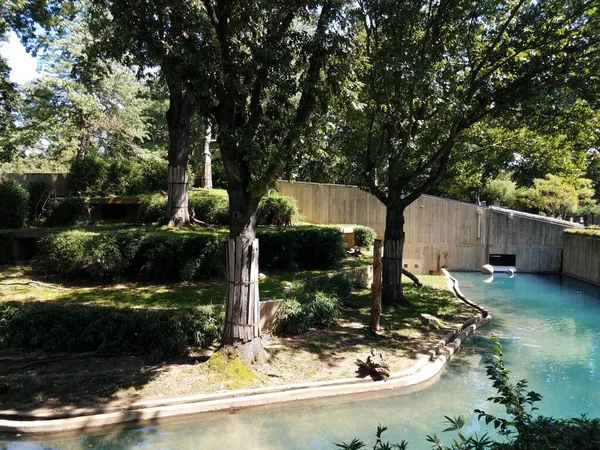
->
[199,122,213,189]
[166,89,194,225]
[382,202,409,307]
[221,186,266,363]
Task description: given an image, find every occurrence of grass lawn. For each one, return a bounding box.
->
[0,259,478,413]
[0,249,372,307]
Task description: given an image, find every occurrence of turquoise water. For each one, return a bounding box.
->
[3,273,600,449]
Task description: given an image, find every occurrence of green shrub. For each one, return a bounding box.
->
[0,301,222,359]
[68,158,169,197]
[0,180,29,229]
[188,190,229,225]
[139,194,167,223]
[257,226,346,271]
[0,231,11,264]
[276,299,310,335]
[67,156,108,197]
[33,229,224,281]
[139,189,298,228]
[26,179,52,221]
[276,291,340,335]
[257,195,297,227]
[44,197,89,227]
[32,231,91,277]
[302,273,352,302]
[354,226,377,249]
[135,159,168,193]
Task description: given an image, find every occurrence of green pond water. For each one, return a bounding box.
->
[3,272,600,449]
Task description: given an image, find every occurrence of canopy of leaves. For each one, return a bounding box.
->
[332,0,600,209]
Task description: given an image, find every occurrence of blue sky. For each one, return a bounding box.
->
[0,32,40,84]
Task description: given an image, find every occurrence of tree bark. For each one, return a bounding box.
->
[76,128,90,160]
[166,88,194,225]
[199,122,213,189]
[382,202,409,307]
[370,239,383,332]
[220,183,266,363]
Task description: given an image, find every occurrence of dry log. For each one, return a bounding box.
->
[355,349,390,381]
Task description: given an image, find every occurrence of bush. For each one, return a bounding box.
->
[302,273,352,302]
[67,156,108,197]
[276,290,340,335]
[0,231,11,264]
[353,226,377,249]
[0,180,29,229]
[26,179,52,221]
[32,229,224,281]
[0,301,222,359]
[68,157,169,197]
[188,189,229,225]
[44,197,89,227]
[32,225,343,281]
[257,226,346,271]
[257,195,297,228]
[139,189,298,227]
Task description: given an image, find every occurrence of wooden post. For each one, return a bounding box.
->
[370,239,383,332]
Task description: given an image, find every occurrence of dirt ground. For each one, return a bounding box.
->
[0,299,476,416]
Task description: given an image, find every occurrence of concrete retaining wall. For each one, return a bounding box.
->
[279,181,573,274]
[563,233,600,286]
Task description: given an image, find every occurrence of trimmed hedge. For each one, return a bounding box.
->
[0,301,222,360]
[139,189,298,227]
[32,229,224,281]
[0,181,29,229]
[67,157,168,197]
[257,226,346,271]
[354,226,377,249]
[31,226,346,280]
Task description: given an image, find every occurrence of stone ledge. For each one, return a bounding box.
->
[0,271,491,436]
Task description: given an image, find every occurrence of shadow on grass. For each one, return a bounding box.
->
[268,282,470,372]
[0,300,220,413]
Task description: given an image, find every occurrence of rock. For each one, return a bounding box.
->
[481,264,494,274]
[420,313,443,329]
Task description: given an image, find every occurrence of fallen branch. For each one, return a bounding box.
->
[402,268,422,286]
[355,349,390,381]
[0,281,65,291]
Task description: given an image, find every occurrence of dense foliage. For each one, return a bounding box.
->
[353,226,377,249]
[140,189,298,227]
[67,157,168,197]
[31,226,346,280]
[44,197,89,226]
[0,180,29,229]
[0,301,222,361]
[276,274,351,335]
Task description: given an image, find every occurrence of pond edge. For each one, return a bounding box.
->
[0,270,491,435]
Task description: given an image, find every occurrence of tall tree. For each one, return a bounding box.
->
[338,0,599,305]
[88,0,217,224]
[203,0,350,359]
[88,0,351,360]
